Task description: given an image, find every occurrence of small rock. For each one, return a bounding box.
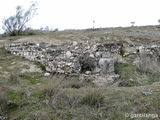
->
[133,51,137,54]
[67,63,72,66]
[44,72,50,76]
[74,46,79,50]
[95,52,101,57]
[85,71,91,75]
[92,67,102,74]
[92,45,98,51]
[98,58,114,74]
[123,53,129,57]
[57,68,65,73]
[66,51,72,58]
[151,45,157,48]
[36,43,40,47]
[89,54,94,58]
[86,45,91,50]
[139,46,144,51]
[102,52,110,58]
[73,41,78,46]
[11,62,16,65]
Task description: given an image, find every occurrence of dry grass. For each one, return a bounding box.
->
[138,53,160,74]
[8,74,20,85]
[0,89,8,116]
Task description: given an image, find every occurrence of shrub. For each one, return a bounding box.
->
[137,53,160,74]
[78,54,96,72]
[41,88,59,99]
[82,90,104,107]
[8,74,20,85]
[34,61,46,71]
[0,90,8,115]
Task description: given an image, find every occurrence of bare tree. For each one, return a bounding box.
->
[2,2,38,36]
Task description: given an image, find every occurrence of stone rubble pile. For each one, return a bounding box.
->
[5,41,124,86]
[5,41,159,86]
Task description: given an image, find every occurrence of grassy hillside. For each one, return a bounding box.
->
[0,26,160,120]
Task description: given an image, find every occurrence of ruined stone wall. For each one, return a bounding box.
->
[5,41,124,86]
[5,41,123,73]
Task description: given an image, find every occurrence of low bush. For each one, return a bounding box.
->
[8,74,20,85]
[41,88,59,99]
[0,90,8,115]
[78,54,96,72]
[81,90,104,107]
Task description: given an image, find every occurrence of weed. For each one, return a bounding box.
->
[62,80,84,89]
[137,53,160,74]
[22,65,30,69]
[0,90,8,116]
[114,62,139,86]
[0,47,11,56]
[34,61,46,71]
[50,44,57,48]
[142,89,154,96]
[27,111,51,120]
[41,88,59,99]
[82,89,104,107]
[8,74,20,85]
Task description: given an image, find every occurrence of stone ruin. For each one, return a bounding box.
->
[5,41,124,86]
[5,40,160,86]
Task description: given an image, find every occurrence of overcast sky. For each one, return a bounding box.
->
[1,0,160,33]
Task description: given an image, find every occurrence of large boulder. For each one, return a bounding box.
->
[98,58,114,74]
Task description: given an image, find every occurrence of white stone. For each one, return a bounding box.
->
[89,54,94,58]
[139,46,144,51]
[73,41,78,46]
[57,68,65,73]
[95,52,101,57]
[67,63,72,66]
[44,73,50,76]
[123,53,129,57]
[85,71,91,75]
[11,62,16,65]
[41,55,45,58]
[87,45,91,49]
[66,51,72,58]
[74,46,79,50]
[151,45,157,48]
[133,51,137,54]
[92,45,98,51]
[133,61,139,66]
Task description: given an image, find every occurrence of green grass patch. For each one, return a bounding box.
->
[22,65,30,69]
[19,72,44,85]
[34,61,46,71]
